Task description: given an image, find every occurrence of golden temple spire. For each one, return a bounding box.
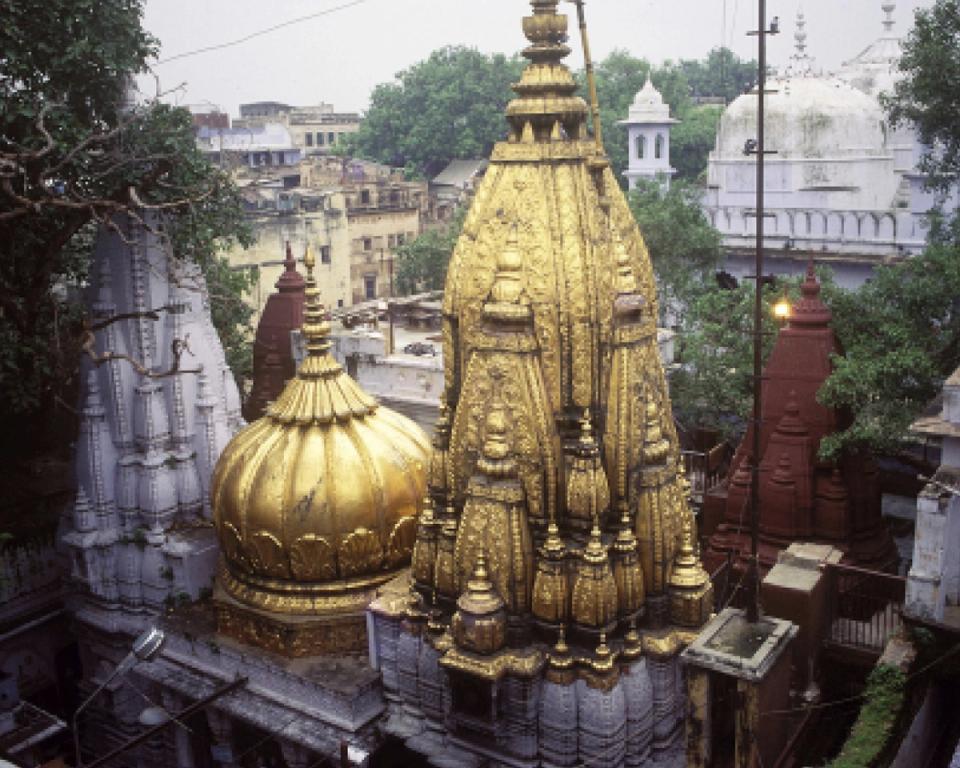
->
[506,0,588,143]
[301,246,333,357]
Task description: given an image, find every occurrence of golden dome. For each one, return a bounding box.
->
[212,248,430,616]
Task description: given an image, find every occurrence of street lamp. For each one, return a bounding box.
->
[73,627,166,768]
[773,296,792,324]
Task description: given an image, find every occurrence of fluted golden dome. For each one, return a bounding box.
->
[212,248,430,616]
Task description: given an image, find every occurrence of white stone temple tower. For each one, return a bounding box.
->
[61,211,242,760]
[619,77,678,190]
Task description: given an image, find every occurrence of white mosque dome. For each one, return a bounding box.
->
[715,75,887,161]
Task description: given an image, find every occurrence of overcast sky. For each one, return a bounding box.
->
[140,0,931,117]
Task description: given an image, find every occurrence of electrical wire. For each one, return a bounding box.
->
[154,0,373,66]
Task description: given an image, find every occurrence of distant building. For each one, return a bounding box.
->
[618,77,678,190]
[234,101,360,157]
[196,122,301,169]
[701,6,952,290]
[430,158,488,220]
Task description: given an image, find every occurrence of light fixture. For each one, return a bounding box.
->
[138,706,171,727]
[74,627,167,767]
[773,297,791,323]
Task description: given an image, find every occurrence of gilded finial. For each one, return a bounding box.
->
[301,246,332,357]
[622,616,643,660]
[589,630,618,674]
[548,622,575,671]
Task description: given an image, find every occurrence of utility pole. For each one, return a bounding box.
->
[746,0,778,625]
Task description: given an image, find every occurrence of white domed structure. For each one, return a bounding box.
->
[618,77,678,190]
[700,5,933,289]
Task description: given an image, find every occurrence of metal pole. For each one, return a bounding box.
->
[747,0,767,625]
[84,677,247,768]
[73,656,131,768]
[572,0,604,152]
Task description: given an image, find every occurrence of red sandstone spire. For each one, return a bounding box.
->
[702,262,896,577]
[242,242,307,421]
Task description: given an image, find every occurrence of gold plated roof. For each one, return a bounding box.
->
[415,0,709,666]
[212,248,430,615]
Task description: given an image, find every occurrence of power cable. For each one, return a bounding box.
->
[154,0,372,66]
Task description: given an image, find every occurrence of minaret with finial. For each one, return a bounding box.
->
[785,9,815,77]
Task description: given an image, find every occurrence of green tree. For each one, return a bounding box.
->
[819,223,960,459]
[0,0,253,448]
[817,0,960,458]
[671,105,723,182]
[680,47,757,104]
[884,0,960,192]
[669,280,785,437]
[395,209,466,294]
[628,179,722,321]
[346,47,524,178]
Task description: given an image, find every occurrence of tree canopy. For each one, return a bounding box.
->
[884,0,960,192]
[345,47,523,179]
[0,0,253,449]
[349,44,753,185]
[394,209,466,295]
[628,179,722,322]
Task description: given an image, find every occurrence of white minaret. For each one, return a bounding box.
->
[618,77,678,190]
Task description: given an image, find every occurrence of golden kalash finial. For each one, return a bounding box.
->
[532,519,569,625]
[611,500,645,618]
[667,507,713,628]
[566,410,611,531]
[451,553,507,655]
[301,245,333,357]
[588,631,619,676]
[571,511,618,630]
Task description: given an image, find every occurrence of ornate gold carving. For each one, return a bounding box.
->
[211,247,429,621]
[289,534,336,581]
[451,553,507,655]
[386,515,417,568]
[571,520,618,629]
[249,531,290,579]
[215,588,368,657]
[338,527,383,578]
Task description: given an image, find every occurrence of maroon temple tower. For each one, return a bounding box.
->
[702,264,897,577]
[242,242,306,421]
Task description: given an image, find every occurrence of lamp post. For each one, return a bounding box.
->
[73,627,166,768]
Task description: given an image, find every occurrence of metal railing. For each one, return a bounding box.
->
[822,562,906,655]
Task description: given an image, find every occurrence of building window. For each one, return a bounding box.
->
[637,134,646,160]
[305,133,313,147]
[337,298,344,308]
[388,234,396,247]
[363,237,372,251]
[320,245,331,264]
[328,132,336,145]
[396,233,406,246]
[360,189,371,204]
[364,275,377,299]
[655,134,664,160]
[317,132,325,146]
